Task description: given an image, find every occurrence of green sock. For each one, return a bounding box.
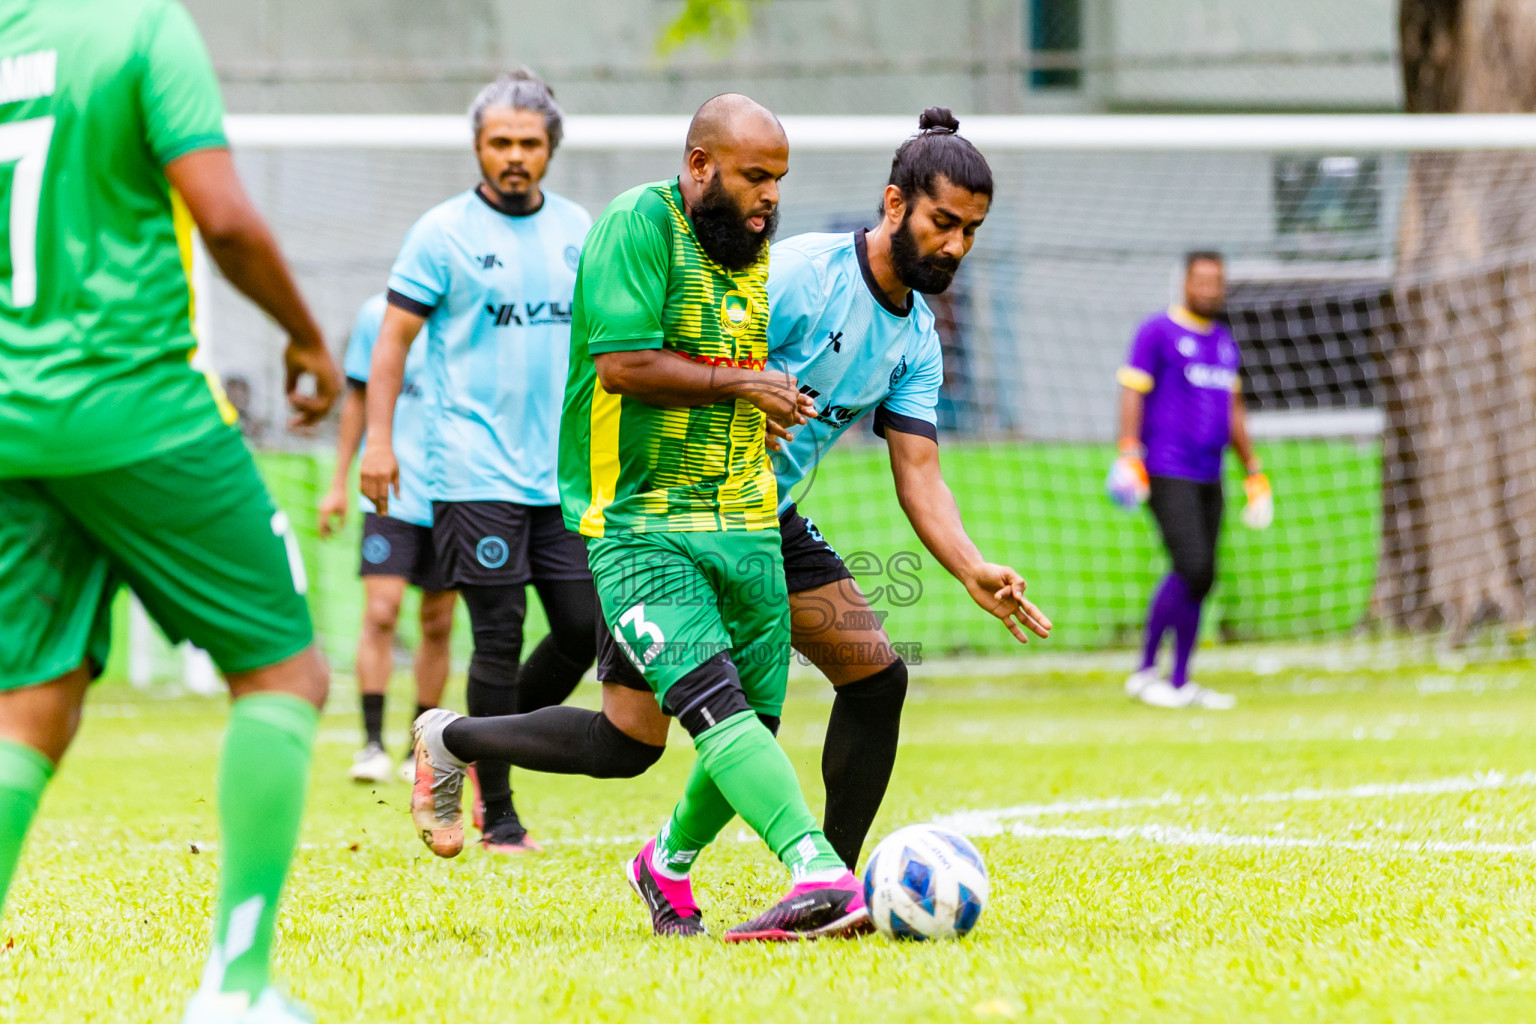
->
[654,759,735,878]
[674,710,844,880]
[201,693,318,1000]
[0,740,53,915]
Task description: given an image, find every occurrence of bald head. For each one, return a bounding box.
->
[678,93,789,271]
[685,93,786,156]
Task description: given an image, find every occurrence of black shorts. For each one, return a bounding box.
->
[1147,476,1224,598]
[778,503,854,594]
[431,501,591,588]
[595,610,650,691]
[360,512,449,592]
[595,503,854,689]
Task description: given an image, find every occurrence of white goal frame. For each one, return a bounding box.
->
[224,113,1536,152]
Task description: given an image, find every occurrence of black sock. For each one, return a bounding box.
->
[516,638,589,712]
[821,659,909,869]
[445,705,664,778]
[519,579,599,712]
[460,583,529,835]
[361,693,385,747]
[466,674,520,831]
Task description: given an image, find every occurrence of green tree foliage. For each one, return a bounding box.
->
[658,0,768,53]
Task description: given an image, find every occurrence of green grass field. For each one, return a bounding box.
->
[6,658,1536,1023]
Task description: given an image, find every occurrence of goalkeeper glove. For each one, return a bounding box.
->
[1241,470,1273,530]
[1106,442,1149,511]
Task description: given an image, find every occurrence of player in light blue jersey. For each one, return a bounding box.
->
[359,70,598,855]
[754,108,1050,867]
[318,294,458,784]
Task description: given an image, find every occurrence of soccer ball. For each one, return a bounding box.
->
[862,824,989,940]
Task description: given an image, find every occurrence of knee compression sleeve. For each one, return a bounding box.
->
[588,713,665,778]
[460,584,527,696]
[459,584,528,825]
[663,653,752,740]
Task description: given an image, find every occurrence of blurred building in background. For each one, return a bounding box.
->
[188,0,1403,445]
[184,0,1400,115]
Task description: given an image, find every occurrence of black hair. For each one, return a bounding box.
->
[1185,250,1225,272]
[881,107,994,219]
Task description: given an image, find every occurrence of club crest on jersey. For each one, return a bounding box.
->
[1177,336,1199,358]
[564,245,581,271]
[889,355,909,390]
[719,290,754,336]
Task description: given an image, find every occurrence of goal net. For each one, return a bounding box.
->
[123,114,1536,682]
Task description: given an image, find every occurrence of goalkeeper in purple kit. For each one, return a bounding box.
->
[1111,251,1270,710]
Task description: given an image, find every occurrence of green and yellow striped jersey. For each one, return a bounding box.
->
[559,178,778,537]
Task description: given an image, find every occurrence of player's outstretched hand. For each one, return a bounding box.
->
[285,339,342,429]
[964,563,1053,644]
[359,444,399,517]
[317,485,348,539]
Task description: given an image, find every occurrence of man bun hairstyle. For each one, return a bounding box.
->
[882,106,993,218]
[918,107,961,133]
[469,67,565,152]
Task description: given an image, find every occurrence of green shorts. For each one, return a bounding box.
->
[586,528,791,717]
[0,425,314,690]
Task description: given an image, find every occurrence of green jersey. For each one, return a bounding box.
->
[560,179,779,537]
[0,0,232,478]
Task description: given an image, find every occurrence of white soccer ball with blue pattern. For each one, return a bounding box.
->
[863,824,989,940]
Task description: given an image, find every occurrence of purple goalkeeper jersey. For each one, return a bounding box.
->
[1117,307,1241,483]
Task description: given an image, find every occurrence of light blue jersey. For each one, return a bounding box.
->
[767,230,945,513]
[344,293,434,527]
[387,188,592,506]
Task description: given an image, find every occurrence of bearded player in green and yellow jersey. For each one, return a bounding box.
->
[411,94,869,940]
[0,2,340,1021]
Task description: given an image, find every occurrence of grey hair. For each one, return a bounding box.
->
[468,68,564,151]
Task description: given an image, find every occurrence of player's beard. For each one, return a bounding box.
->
[691,173,778,272]
[479,177,541,216]
[890,210,962,294]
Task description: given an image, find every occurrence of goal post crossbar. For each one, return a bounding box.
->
[226,113,1536,152]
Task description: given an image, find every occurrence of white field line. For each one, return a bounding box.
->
[932,769,1536,836]
[41,770,1536,861]
[993,822,1536,857]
